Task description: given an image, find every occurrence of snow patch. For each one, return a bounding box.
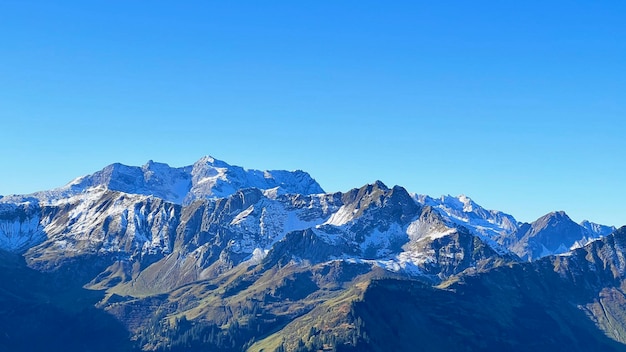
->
[323,205,355,226]
[248,248,268,264]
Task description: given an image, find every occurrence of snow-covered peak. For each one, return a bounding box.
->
[505,210,605,261]
[413,193,519,241]
[1,156,324,206]
[197,155,216,164]
[141,160,177,173]
[457,194,474,212]
[580,220,616,237]
[193,155,231,169]
[184,157,324,203]
[438,194,477,213]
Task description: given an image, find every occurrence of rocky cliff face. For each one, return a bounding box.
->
[0,201,45,251]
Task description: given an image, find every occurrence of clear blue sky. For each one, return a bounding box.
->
[1,1,624,226]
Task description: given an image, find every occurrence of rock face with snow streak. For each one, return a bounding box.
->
[0,202,45,251]
[414,194,519,241]
[23,189,181,273]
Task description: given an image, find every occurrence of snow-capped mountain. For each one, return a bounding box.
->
[412,194,618,262]
[413,193,519,255]
[501,211,606,261]
[581,220,616,237]
[413,194,519,240]
[0,156,324,206]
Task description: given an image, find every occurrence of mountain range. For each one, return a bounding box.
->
[0,156,623,351]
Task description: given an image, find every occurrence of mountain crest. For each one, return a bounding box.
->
[6,156,324,206]
[581,220,616,237]
[508,210,592,261]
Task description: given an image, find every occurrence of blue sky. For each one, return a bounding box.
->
[1,1,624,226]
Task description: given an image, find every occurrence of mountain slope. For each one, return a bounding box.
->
[0,250,135,352]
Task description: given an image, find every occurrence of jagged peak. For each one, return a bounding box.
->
[524,211,580,236]
[535,210,573,224]
[360,180,389,194]
[437,194,479,213]
[5,155,324,205]
[418,204,447,224]
[193,155,231,169]
[457,194,472,203]
[390,184,410,195]
[372,180,389,190]
[580,219,616,228]
[196,155,216,164]
[101,162,126,172]
[580,219,617,237]
[142,159,174,170]
[341,181,389,203]
[551,210,569,217]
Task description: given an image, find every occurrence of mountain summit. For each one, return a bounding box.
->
[3,156,324,205]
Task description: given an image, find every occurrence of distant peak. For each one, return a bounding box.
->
[438,194,477,213]
[350,180,389,193]
[349,181,386,193]
[580,219,616,236]
[101,162,129,173]
[550,210,569,218]
[534,211,573,226]
[142,160,171,170]
[456,194,477,213]
[440,194,457,202]
[372,180,389,190]
[579,219,612,227]
[458,194,471,203]
[195,155,230,168]
[197,155,216,164]
[341,181,389,203]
